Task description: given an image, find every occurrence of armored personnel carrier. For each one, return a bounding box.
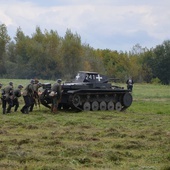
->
[58,71,133,111]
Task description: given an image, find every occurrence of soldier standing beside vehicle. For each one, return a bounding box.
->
[21,79,34,114]
[126,77,134,92]
[1,82,14,114]
[51,79,62,113]
[12,85,23,112]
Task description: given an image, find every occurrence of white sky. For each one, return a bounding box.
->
[0,0,170,51]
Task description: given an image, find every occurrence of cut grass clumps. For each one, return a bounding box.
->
[0,83,169,169]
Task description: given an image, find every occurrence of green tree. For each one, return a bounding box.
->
[152,40,170,84]
[81,45,105,73]
[5,41,18,78]
[139,50,153,83]
[43,29,63,79]
[0,24,10,76]
[30,28,62,79]
[61,29,82,79]
[100,49,119,77]
[14,27,33,78]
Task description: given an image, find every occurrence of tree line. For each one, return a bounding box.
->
[0,24,170,84]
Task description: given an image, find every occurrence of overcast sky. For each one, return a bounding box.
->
[0,0,170,51]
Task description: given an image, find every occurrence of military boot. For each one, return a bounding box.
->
[29,105,33,112]
[14,106,18,112]
[7,106,11,113]
[25,108,29,114]
[3,108,6,114]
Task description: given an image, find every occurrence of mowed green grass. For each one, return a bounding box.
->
[0,80,170,170]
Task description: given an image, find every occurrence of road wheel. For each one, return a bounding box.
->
[100,101,107,111]
[115,102,122,111]
[72,94,81,107]
[107,101,114,111]
[91,101,99,111]
[83,102,91,111]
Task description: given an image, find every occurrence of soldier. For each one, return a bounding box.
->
[21,79,34,114]
[51,79,62,113]
[12,85,23,112]
[29,79,42,112]
[1,82,14,114]
[126,77,134,92]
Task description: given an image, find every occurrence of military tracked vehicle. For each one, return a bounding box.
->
[40,71,133,111]
[59,71,133,111]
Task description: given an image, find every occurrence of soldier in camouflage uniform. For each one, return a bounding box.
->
[21,79,34,114]
[51,79,62,113]
[12,85,23,112]
[1,82,14,114]
[29,79,42,112]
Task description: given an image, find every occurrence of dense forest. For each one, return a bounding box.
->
[0,24,170,84]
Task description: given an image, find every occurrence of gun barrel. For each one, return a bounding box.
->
[108,78,120,82]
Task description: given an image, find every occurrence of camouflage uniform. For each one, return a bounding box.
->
[12,85,23,112]
[1,82,14,114]
[29,80,42,112]
[21,80,34,114]
[51,79,62,113]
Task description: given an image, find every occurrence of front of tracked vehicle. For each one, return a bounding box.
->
[60,71,133,111]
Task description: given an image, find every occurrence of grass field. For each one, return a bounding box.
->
[0,80,170,170]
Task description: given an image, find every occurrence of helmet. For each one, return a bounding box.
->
[18,85,23,89]
[34,79,39,84]
[38,82,42,87]
[57,79,62,84]
[30,79,35,84]
[9,82,13,86]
